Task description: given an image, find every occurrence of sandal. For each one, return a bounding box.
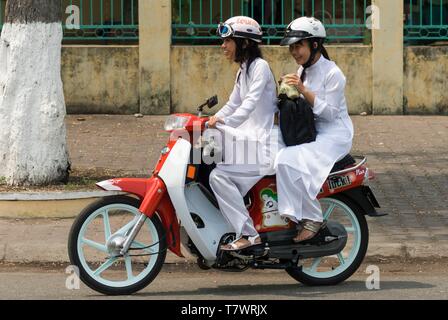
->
[220,235,262,251]
[293,220,327,243]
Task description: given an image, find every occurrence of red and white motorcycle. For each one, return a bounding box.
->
[68,96,386,295]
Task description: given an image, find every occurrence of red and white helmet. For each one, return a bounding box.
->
[217,16,263,43]
[280,17,326,46]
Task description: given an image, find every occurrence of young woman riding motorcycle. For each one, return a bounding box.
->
[207,16,284,251]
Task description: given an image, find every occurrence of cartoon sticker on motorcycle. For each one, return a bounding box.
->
[260,188,289,227]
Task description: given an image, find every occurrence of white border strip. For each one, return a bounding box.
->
[0,191,125,201]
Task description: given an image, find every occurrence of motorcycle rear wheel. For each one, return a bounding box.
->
[285,194,369,286]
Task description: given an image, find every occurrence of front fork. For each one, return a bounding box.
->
[112,177,167,256]
[120,214,148,255]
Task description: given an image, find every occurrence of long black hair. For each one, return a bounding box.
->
[296,38,331,81]
[305,38,331,63]
[232,37,263,76]
[313,38,331,60]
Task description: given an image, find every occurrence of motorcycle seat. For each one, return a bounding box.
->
[330,154,356,173]
[263,154,356,179]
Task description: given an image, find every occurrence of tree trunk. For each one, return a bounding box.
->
[0,0,70,186]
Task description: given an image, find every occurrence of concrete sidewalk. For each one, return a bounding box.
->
[0,115,447,264]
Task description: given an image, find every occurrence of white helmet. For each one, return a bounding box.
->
[217,16,263,43]
[280,17,326,46]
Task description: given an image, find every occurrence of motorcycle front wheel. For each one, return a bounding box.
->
[68,195,167,295]
[285,194,369,286]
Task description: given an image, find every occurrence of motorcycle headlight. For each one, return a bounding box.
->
[164,115,189,131]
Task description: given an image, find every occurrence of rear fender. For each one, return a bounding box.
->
[96,177,183,257]
[340,186,387,217]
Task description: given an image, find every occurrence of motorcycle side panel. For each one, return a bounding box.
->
[184,183,234,259]
[158,138,229,261]
[248,177,296,233]
[317,167,366,198]
[247,165,370,232]
[158,139,190,189]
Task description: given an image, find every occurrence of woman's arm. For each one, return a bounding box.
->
[214,71,242,120]
[312,68,346,121]
[209,71,243,128]
[300,88,316,106]
[224,61,270,128]
[284,68,346,121]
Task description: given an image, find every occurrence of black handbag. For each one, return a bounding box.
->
[277,94,317,146]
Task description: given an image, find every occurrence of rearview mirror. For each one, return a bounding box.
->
[197,95,218,116]
[206,95,218,109]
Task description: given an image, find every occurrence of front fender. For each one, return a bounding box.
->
[96,178,150,199]
[96,177,183,257]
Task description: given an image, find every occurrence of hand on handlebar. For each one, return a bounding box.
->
[208,116,224,129]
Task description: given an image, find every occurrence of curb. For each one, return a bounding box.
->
[0,191,123,218]
[0,191,124,201]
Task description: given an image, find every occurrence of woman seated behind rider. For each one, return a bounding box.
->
[208,16,282,251]
[276,17,354,243]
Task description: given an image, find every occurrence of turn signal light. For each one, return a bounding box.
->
[187,165,197,180]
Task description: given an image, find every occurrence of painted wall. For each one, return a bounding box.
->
[61,45,447,115]
[404,46,448,115]
[61,45,139,114]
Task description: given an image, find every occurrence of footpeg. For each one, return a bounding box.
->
[324,235,346,243]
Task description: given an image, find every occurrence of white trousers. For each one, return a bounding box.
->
[276,164,323,223]
[209,167,264,238]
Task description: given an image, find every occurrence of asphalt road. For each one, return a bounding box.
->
[0,259,447,300]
